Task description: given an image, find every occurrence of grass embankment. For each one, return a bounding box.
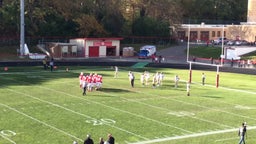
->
[189,45,256,60]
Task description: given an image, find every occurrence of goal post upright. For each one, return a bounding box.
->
[186,23,192,84]
[216,65,220,88]
[189,62,192,83]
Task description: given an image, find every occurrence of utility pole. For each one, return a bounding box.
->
[20,0,25,57]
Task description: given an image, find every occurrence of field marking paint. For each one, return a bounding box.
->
[0,134,16,144]
[0,103,83,142]
[101,82,235,129]
[114,81,256,122]
[214,137,237,142]
[219,85,256,95]
[191,81,256,95]
[38,81,195,133]
[171,98,256,121]
[4,74,189,135]
[235,105,252,110]
[35,77,232,130]
[1,130,16,137]
[3,87,148,140]
[97,91,232,129]
[85,119,116,126]
[0,130,16,144]
[99,90,232,129]
[38,85,193,134]
[129,126,256,144]
[1,70,256,142]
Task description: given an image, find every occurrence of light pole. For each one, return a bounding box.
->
[20,0,25,57]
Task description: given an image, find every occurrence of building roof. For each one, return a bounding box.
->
[70,37,123,41]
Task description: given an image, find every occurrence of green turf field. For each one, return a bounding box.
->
[0,66,256,144]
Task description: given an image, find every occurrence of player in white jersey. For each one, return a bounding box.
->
[114,66,118,78]
[186,81,190,96]
[140,73,145,86]
[144,71,150,85]
[152,74,157,88]
[159,72,164,85]
[174,75,180,88]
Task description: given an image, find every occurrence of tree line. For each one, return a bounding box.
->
[0,0,247,39]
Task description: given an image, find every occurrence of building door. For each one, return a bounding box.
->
[89,46,99,57]
[190,31,198,41]
[106,46,116,56]
[200,31,209,41]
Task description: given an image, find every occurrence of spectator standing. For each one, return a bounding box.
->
[210,57,213,64]
[99,137,104,144]
[84,134,94,144]
[231,58,234,67]
[151,54,156,62]
[158,55,162,63]
[42,58,47,70]
[107,134,115,144]
[202,73,206,85]
[238,122,247,144]
[49,58,54,72]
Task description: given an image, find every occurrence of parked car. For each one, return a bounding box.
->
[212,37,229,45]
[138,45,156,59]
[235,40,250,46]
[227,40,235,45]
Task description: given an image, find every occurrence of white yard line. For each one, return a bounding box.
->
[98,90,233,129]
[0,103,83,143]
[4,88,148,140]
[120,78,256,121]
[106,80,238,125]
[191,81,256,95]
[214,137,237,142]
[170,98,256,121]
[0,134,16,144]
[38,85,193,134]
[52,80,233,129]
[129,126,256,144]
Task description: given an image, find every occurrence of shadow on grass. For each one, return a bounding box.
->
[201,95,222,99]
[100,88,132,93]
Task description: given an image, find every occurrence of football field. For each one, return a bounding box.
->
[0,66,256,144]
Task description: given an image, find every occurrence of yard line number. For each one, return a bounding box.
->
[85,119,116,126]
[168,111,195,117]
[0,130,16,137]
[0,130,16,144]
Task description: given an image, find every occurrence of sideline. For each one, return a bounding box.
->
[129,126,256,144]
